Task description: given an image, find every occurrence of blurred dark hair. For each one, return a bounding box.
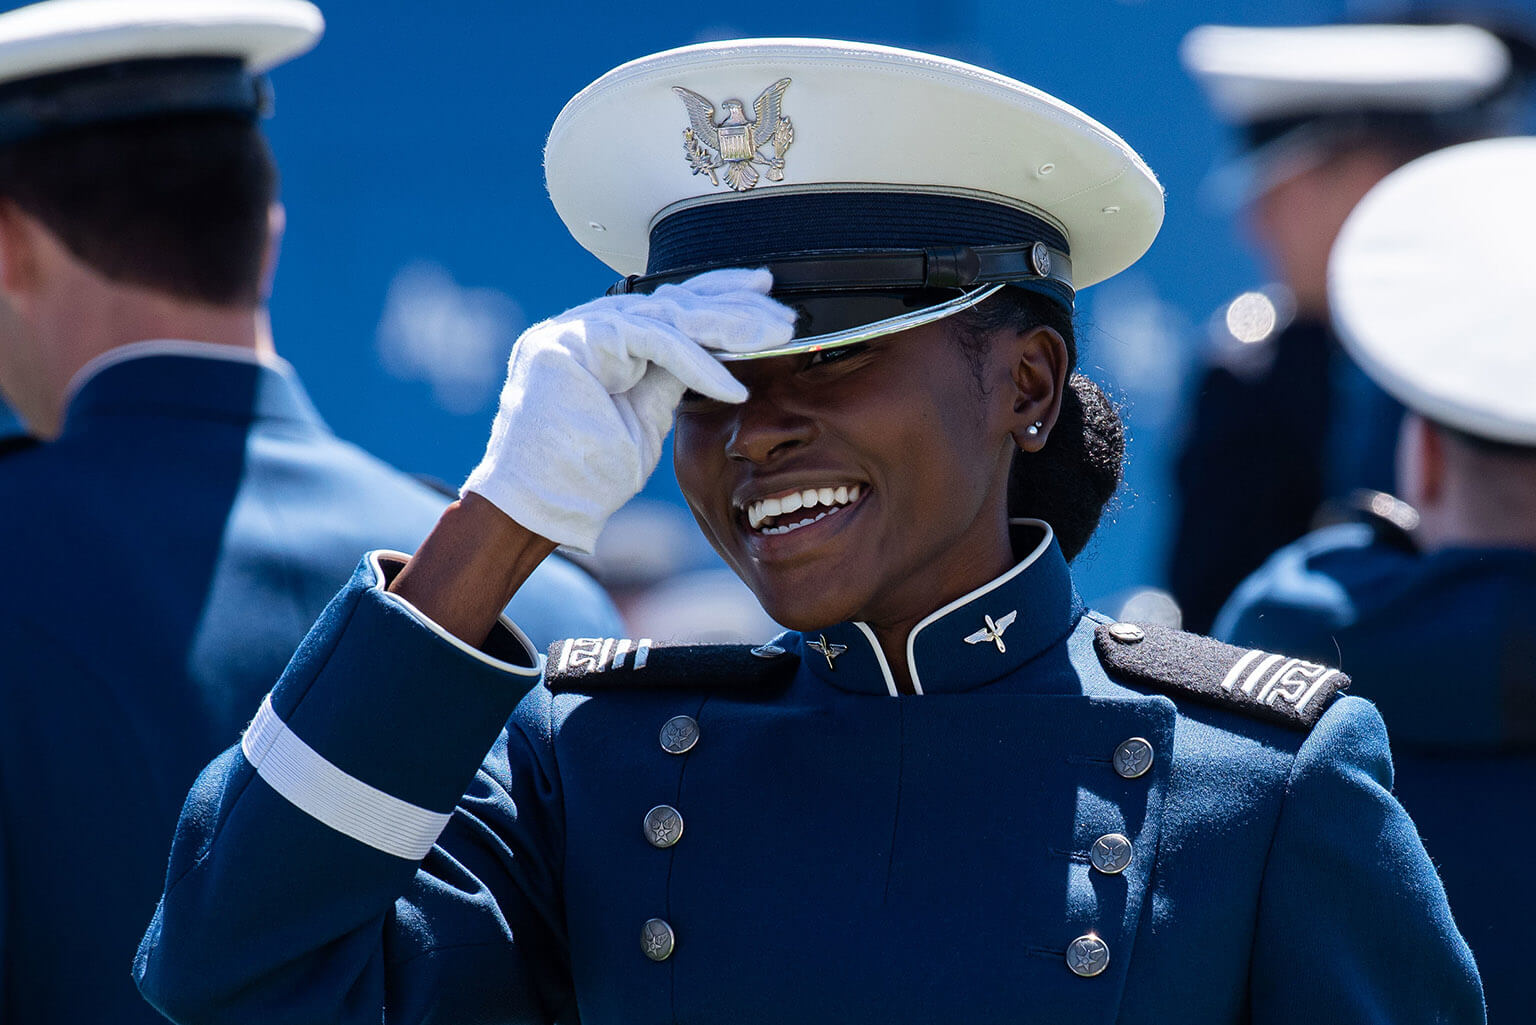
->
[0,112,277,306]
[947,286,1125,560]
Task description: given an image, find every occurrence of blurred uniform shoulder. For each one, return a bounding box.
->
[1092,617,1349,731]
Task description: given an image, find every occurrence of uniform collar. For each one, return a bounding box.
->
[796,520,1083,696]
[60,339,326,436]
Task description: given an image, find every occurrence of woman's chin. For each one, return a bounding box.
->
[746,584,861,635]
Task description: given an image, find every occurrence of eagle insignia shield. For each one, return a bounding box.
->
[672,78,794,192]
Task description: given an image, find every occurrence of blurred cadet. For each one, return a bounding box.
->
[1169,21,1529,631]
[1215,136,1536,1022]
[0,1,618,1022]
[138,39,1480,1024]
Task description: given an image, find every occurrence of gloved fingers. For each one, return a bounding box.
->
[630,331,749,404]
[638,269,796,355]
[667,266,773,298]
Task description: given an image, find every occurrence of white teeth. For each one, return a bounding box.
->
[761,509,834,535]
[745,484,865,534]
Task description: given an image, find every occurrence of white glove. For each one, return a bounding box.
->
[463,268,796,553]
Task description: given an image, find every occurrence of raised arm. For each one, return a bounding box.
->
[134,271,793,1024]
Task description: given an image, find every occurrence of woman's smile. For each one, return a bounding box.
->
[674,321,1033,634]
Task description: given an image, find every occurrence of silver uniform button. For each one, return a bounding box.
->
[659,715,700,755]
[642,918,675,962]
[1113,737,1154,779]
[1089,833,1133,874]
[1066,934,1110,977]
[750,643,786,658]
[1107,621,1145,644]
[644,805,684,848]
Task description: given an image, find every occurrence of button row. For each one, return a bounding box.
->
[1065,732,1153,976]
[643,720,1146,969]
[643,716,700,961]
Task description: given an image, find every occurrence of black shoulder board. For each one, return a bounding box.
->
[545,636,799,694]
[1094,621,1349,730]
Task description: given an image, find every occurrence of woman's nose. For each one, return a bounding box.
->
[724,383,818,464]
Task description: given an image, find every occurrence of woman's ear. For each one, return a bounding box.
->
[1005,324,1069,453]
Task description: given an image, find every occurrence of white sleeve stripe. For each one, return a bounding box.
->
[241,695,452,861]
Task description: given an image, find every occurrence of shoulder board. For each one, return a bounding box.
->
[545,636,799,695]
[1094,621,1349,730]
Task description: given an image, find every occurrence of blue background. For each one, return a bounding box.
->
[234,0,1529,604]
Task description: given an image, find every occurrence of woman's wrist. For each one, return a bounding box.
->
[387,492,559,648]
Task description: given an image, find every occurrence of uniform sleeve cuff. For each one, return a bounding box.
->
[244,552,546,858]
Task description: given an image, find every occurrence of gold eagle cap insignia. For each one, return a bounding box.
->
[672,78,794,192]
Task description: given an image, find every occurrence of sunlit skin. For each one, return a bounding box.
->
[672,318,1066,687]
[389,314,1068,686]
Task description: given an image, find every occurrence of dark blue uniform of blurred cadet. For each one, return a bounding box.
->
[1216,136,1536,1024]
[138,38,1482,1024]
[1168,22,1531,632]
[0,2,620,1022]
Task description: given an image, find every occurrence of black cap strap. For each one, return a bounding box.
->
[608,241,1073,299]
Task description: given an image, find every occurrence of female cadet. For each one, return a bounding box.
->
[136,39,1483,1024]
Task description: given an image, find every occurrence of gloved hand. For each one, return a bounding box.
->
[462,268,796,553]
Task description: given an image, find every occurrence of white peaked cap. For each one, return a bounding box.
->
[0,0,323,82]
[1182,23,1511,123]
[1329,136,1536,445]
[545,38,1163,292]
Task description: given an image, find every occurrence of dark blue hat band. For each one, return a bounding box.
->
[0,57,266,146]
[647,190,1069,273]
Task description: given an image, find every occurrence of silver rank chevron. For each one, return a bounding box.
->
[672,78,794,191]
[965,611,1018,654]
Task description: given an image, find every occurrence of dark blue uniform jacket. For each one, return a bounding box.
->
[1169,317,1403,632]
[1216,522,1536,1023]
[0,346,620,1025]
[135,523,1482,1023]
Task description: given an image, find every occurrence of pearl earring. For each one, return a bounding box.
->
[1027,422,1043,436]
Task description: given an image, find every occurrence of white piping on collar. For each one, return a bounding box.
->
[852,621,903,697]
[64,339,293,407]
[895,519,1055,696]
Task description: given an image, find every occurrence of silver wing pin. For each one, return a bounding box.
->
[964,610,1018,654]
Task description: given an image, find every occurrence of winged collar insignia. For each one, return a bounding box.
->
[964,611,1019,654]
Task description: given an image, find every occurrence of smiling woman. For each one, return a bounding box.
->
[136,38,1484,1025]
